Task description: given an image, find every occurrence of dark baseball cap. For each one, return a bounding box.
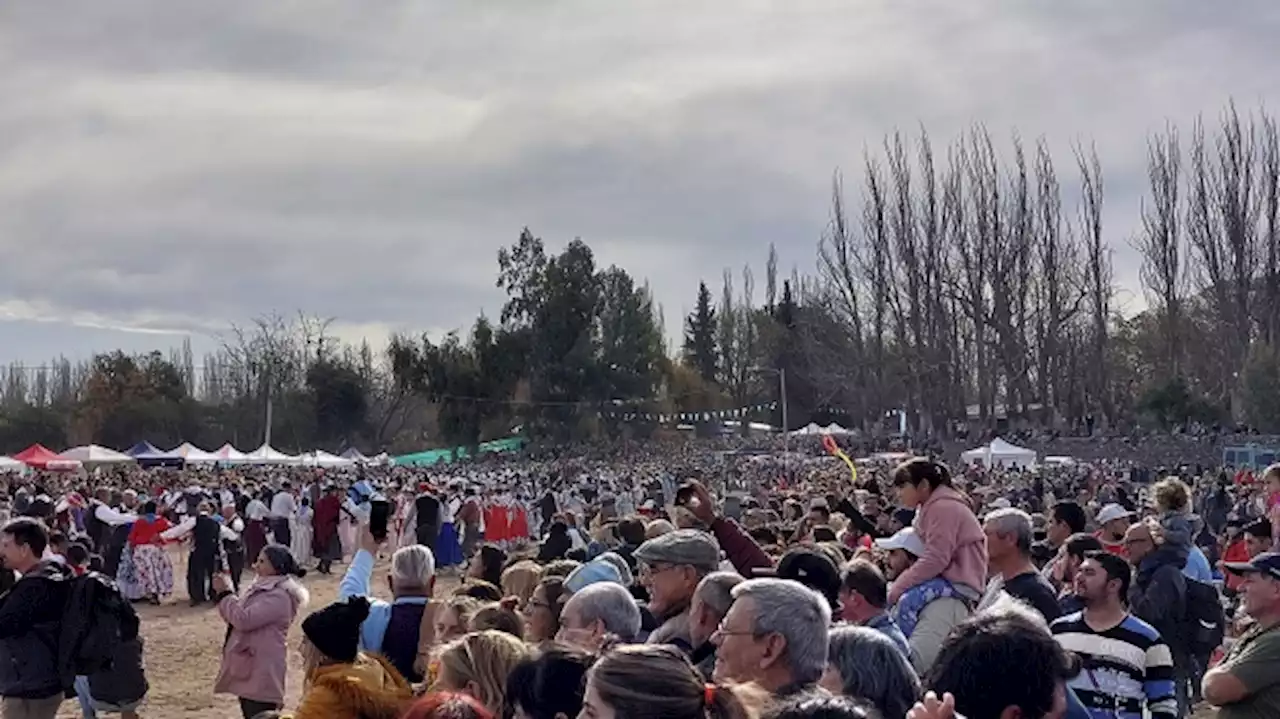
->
[754,547,841,612]
[1224,551,1280,581]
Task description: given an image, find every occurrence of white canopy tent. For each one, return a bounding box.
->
[789,422,826,436]
[245,444,301,465]
[171,442,221,464]
[340,448,371,464]
[960,437,1038,469]
[822,423,854,435]
[0,456,24,472]
[211,444,250,463]
[299,450,355,468]
[59,445,136,465]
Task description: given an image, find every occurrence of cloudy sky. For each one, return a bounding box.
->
[2,1,1278,366]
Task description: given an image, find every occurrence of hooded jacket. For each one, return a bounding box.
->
[292,653,413,719]
[1130,546,1189,658]
[888,485,987,605]
[0,560,73,698]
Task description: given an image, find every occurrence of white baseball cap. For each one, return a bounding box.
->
[1095,503,1134,525]
[874,527,926,557]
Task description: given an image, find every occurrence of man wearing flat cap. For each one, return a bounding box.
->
[635,528,721,653]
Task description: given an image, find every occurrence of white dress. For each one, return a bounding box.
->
[292,506,314,564]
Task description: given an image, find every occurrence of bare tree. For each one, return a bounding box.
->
[1076,141,1112,424]
[1133,123,1186,378]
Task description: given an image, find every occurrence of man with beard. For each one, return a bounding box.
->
[1094,503,1133,558]
[1051,552,1178,719]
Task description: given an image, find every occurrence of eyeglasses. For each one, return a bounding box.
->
[639,563,678,579]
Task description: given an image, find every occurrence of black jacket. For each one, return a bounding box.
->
[1130,549,1189,657]
[87,609,147,706]
[0,560,73,699]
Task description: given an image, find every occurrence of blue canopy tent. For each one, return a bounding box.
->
[125,441,185,468]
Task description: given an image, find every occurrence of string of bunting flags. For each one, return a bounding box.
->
[598,401,779,423]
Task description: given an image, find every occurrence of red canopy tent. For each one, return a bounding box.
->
[13,444,82,471]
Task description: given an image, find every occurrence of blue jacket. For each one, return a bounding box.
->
[338,549,429,653]
[1183,546,1212,582]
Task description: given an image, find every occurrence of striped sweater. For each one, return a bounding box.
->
[1050,611,1178,719]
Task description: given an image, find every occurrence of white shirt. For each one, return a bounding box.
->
[94,503,138,526]
[160,514,240,542]
[270,491,297,519]
[245,499,270,521]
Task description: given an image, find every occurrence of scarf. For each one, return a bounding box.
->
[890,577,966,637]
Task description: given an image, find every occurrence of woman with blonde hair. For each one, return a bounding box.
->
[435,595,485,644]
[430,630,531,715]
[581,644,758,719]
[500,560,544,609]
[293,596,414,719]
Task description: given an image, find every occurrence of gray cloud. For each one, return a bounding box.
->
[1,0,1278,362]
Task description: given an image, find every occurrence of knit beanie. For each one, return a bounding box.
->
[301,596,371,663]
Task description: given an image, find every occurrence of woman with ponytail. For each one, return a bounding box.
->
[580,644,761,719]
[212,545,310,719]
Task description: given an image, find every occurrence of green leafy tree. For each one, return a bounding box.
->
[498,230,602,438]
[306,357,370,446]
[1241,342,1280,432]
[73,351,197,447]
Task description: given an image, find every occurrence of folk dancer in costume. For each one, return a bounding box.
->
[436,488,464,569]
[457,487,484,563]
[221,503,247,591]
[269,480,298,548]
[312,483,343,575]
[162,500,239,606]
[243,488,271,564]
[126,500,176,604]
[292,496,314,566]
[343,477,375,553]
[85,487,139,577]
[406,483,442,555]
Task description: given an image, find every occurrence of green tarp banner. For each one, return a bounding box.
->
[390,436,526,466]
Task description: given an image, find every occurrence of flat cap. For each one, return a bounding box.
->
[634,529,721,572]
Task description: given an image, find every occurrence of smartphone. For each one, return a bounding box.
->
[674,484,696,507]
[370,499,391,541]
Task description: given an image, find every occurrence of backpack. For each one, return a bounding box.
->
[1184,577,1226,656]
[58,571,128,682]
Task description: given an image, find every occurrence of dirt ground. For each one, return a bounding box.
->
[56,546,442,719]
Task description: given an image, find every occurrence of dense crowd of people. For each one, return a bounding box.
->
[1,435,1280,719]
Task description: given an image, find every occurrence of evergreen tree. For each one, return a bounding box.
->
[682,281,719,384]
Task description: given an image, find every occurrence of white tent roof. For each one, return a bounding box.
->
[170,442,220,463]
[245,444,301,465]
[822,423,854,435]
[59,445,136,464]
[789,422,826,436]
[0,456,24,472]
[212,444,250,463]
[299,450,355,468]
[960,437,1038,468]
